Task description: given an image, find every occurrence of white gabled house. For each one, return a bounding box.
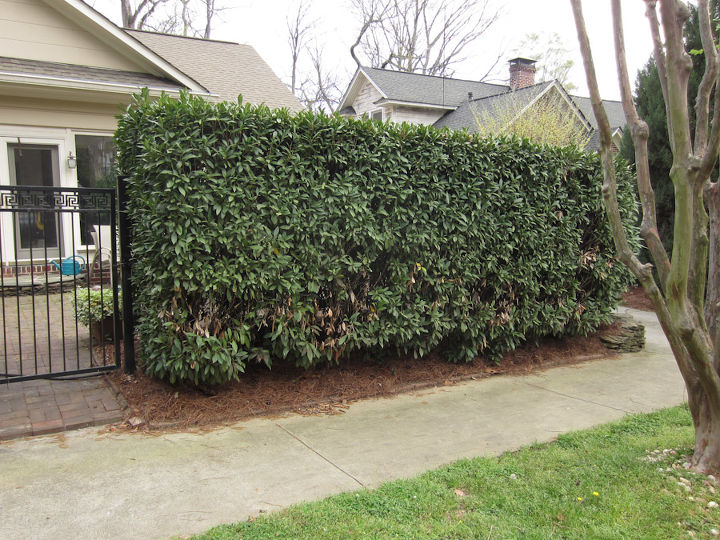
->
[0,0,302,273]
[337,58,625,151]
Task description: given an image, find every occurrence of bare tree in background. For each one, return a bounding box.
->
[286,1,342,111]
[350,0,501,77]
[119,0,224,38]
[288,2,312,96]
[202,0,219,38]
[571,0,720,473]
[298,46,342,112]
[120,0,170,29]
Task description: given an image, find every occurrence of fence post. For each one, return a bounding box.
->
[117,175,135,374]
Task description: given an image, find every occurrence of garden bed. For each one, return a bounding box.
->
[109,320,624,432]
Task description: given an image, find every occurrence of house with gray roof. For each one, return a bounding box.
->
[0,0,301,268]
[337,58,625,151]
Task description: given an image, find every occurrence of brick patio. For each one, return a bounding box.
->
[0,290,107,377]
[0,290,126,440]
[0,377,127,440]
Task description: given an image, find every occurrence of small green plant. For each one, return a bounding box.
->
[72,288,122,326]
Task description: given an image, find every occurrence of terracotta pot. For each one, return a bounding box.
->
[90,316,123,343]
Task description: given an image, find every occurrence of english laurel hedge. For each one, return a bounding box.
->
[116,92,638,385]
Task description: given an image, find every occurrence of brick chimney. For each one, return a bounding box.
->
[509,58,537,90]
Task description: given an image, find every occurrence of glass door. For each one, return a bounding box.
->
[7,144,62,259]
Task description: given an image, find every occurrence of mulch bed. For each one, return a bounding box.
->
[109,320,624,433]
[621,285,655,312]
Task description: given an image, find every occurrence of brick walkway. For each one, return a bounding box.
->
[0,290,126,440]
[0,290,98,377]
[0,376,127,440]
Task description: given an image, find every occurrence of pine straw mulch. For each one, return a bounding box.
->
[621,285,655,312]
[107,320,626,434]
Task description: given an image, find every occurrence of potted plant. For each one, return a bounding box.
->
[72,288,123,343]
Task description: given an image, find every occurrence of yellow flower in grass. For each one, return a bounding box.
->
[577,497,583,502]
[593,492,599,497]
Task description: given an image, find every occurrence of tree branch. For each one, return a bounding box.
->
[645,0,674,147]
[658,0,694,314]
[571,0,650,281]
[612,0,671,289]
[693,0,718,158]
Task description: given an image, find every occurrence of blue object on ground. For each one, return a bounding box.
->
[51,255,86,276]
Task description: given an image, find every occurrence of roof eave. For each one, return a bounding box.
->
[374,99,456,110]
[43,0,209,93]
[336,68,361,113]
[336,67,388,113]
[0,72,215,100]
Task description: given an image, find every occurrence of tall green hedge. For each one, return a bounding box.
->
[116,92,638,386]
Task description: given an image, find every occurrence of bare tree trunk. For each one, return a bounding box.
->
[120,0,173,31]
[570,0,720,473]
[203,0,214,39]
[707,182,720,360]
[288,2,311,95]
[121,0,135,28]
[180,0,191,36]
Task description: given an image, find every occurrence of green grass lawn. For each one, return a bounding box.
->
[196,406,720,539]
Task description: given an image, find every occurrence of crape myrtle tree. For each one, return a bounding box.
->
[620,1,718,259]
[571,0,720,473]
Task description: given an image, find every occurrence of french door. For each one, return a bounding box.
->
[7,143,62,259]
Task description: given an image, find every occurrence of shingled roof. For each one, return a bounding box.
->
[434,81,555,132]
[126,30,303,111]
[570,95,625,130]
[0,56,183,92]
[346,67,509,108]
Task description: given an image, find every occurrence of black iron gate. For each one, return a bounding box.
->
[0,185,123,382]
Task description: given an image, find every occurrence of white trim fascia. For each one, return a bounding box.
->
[359,67,388,99]
[0,72,217,99]
[0,125,67,138]
[507,82,592,132]
[549,81,594,130]
[369,108,384,121]
[611,128,624,148]
[374,99,456,110]
[41,0,208,93]
[336,67,388,113]
[336,69,362,112]
[503,83,554,128]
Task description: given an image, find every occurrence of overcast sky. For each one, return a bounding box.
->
[90,0,659,102]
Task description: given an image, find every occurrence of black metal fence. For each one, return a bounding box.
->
[0,185,123,383]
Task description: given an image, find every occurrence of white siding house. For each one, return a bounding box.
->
[0,0,301,272]
[337,62,625,149]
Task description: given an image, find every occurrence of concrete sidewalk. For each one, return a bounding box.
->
[0,308,686,540]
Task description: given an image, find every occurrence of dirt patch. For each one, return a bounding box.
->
[109,321,622,433]
[621,286,655,312]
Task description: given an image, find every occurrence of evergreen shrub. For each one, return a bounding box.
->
[115,93,638,385]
